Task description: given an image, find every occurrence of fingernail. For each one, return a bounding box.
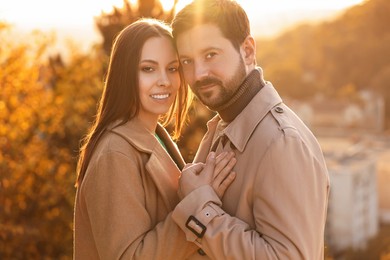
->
[210,152,216,159]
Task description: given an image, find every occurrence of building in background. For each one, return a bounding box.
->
[377,150,390,224]
[288,90,385,136]
[323,142,378,253]
[287,90,390,253]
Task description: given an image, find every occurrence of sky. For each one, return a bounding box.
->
[0,0,365,51]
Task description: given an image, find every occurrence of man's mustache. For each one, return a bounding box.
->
[194,77,223,89]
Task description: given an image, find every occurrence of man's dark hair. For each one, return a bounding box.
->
[171,0,250,50]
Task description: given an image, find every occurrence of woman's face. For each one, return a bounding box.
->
[137,36,181,126]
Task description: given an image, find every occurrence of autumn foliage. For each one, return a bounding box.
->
[257,0,390,126]
[0,0,389,258]
[0,24,105,258]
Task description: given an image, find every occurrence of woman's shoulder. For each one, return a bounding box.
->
[109,119,158,153]
[79,131,144,194]
[95,129,140,158]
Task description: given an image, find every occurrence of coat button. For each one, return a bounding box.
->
[198,248,206,256]
[275,106,284,113]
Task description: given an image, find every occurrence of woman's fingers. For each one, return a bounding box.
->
[214,157,236,183]
[182,162,204,176]
[215,152,228,164]
[215,171,236,198]
[180,152,236,199]
[212,153,236,198]
[214,151,235,178]
[198,152,216,177]
[182,163,192,171]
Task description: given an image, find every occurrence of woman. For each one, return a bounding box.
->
[74,18,236,259]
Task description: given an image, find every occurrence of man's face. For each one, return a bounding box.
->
[176,24,247,109]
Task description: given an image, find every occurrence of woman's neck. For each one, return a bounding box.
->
[135,113,158,134]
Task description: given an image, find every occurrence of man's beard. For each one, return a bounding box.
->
[192,57,246,110]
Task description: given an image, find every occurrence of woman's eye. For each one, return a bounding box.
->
[169,66,179,72]
[142,66,154,72]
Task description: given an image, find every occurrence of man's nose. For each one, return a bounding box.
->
[194,61,210,81]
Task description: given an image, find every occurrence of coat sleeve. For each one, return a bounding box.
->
[172,131,329,259]
[79,149,198,260]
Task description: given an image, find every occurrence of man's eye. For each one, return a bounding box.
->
[142,66,154,72]
[205,52,217,59]
[181,59,192,65]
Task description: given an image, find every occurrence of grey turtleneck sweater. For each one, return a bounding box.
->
[215,67,266,122]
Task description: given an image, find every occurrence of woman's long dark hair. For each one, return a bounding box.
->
[76,18,192,187]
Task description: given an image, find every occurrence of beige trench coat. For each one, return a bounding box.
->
[74,118,199,259]
[172,83,330,259]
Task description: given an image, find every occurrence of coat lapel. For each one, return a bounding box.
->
[145,147,180,209]
[109,119,182,210]
[156,125,186,170]
[193,116,220,163]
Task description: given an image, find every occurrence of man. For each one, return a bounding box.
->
[171,0,330,259]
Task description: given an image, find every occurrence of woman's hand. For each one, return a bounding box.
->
[212,151,236,198]
[178,152,236,200]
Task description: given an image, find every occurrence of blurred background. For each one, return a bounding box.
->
[0,0,389,259]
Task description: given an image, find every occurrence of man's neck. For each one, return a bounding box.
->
[216,68,265,122]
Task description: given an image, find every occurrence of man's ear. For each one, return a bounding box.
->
[240,35,256,65]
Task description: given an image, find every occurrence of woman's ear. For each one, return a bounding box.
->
[240,35,256,66]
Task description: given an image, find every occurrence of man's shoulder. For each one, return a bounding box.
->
[249,102,312,144]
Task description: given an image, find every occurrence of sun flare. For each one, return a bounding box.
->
[0,0,365,30]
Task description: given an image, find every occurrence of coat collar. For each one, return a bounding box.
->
[209,82,283,153]
[108,118,185,209]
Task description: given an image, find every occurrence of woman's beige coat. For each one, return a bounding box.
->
[74,118,198,259]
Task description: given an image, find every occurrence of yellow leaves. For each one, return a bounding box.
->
[2,178,10,189]
[0,21,10,30]
[45,208,60,220]
[0,22,104,259]
[3,198,13,215]
[0,25,77,258]
[17,196,27,211]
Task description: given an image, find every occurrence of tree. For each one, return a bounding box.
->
[0,24,71,258]
[256,0,390,127]
[96,0,179,55]
[0,23,104,258]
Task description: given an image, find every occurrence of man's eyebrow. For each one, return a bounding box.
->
[202,46,222,53]
[179,46,222,58]
[178,55,191,60]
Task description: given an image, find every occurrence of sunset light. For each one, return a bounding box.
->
[2,0,389,259]
[0,0,365,29]
[0,0,366,62]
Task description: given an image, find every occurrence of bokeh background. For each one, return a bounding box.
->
[1,0,389,259]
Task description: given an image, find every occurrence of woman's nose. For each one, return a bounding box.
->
[157,72,170,87]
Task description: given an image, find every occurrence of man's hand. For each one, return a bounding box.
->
[178,152,236,199]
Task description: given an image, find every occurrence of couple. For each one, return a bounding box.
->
[74,0,330,259]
